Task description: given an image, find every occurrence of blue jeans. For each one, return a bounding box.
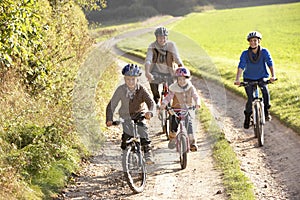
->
[244,78,270,114]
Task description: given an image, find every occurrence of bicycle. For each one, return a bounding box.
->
[166,106,196,169]
[152,73,173,140]
[112,114,147,193]
[240,78,277,146]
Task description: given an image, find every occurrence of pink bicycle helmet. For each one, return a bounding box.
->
[175,67,190,78]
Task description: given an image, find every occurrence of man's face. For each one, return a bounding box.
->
[124,76,138,90]
[249,37,260,49]
[156,35,167,46]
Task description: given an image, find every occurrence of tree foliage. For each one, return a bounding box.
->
[0,0,106,198]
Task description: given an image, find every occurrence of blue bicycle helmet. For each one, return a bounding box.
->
[154,27,168,37]
[122,64,142,77]
[247,31,262,41]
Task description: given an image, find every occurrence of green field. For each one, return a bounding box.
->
[118,2,300,133]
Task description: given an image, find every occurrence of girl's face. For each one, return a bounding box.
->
[177,76,188,87]
[156,35,167,46]
[124,76,138,90]
[249,37,260,49]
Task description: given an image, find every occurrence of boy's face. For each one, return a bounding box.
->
[156,35,167,46]
[177,76,188,87]
[249,37,260,49]
[124,76,138,90]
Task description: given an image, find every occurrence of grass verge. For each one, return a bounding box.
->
[197,101,255,199]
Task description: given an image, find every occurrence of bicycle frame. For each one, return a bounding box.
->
[112,115,147,193]
[240,79,276,146]
[153,73,172,139]
[167,106,195,169]
[171,108,190,153]
[251,85,265,126]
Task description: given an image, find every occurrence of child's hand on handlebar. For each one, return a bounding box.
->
[106,121,113,127]
[160,104,167,110]
[145,112,153,119]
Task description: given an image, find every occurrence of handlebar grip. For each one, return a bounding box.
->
[112,121,121,125]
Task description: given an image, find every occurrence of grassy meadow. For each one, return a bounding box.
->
[118,2,300,133]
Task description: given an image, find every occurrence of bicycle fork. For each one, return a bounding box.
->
[176,122,190,153]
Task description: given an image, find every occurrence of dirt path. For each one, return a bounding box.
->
[61,19,300,199]
[60,57,227,199]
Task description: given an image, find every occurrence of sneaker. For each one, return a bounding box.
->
[265,114,272,121]
[168,139,176,149]
[190,144,198,152]
[168,131,176,140]
[244,111,251,129]
[188,134,197,152]
[144,152,154,164]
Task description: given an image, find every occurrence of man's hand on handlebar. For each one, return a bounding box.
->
[145,72,154,81]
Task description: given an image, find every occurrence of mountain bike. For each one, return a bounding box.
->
[167,106,195,169]
[112,114,147,193]
[240,78,277,147]
[152,73,172,140]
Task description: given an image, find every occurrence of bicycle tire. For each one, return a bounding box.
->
[162,110,169,140]
[178,134,188,169]
[254,103,264,146]
[122,144,146,193]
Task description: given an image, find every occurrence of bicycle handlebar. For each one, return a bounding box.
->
[112,113,146,126]
[239,78,277,87]
[166,106,196,117]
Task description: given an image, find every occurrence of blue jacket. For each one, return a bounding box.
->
[238,46,273,80]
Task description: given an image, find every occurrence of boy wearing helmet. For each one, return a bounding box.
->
[106,64,155,164]
[160,67,201,151]
[234,31,276,129]
[145,26,184,105]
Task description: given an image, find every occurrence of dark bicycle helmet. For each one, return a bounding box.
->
[247,31,262,41]
[154,26,168,37]
[121,64,142,77]
[175,67,190,78]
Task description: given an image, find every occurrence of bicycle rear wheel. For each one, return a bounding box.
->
[122,145,146,193]
[178,134,188,169]
[254,103,264,146]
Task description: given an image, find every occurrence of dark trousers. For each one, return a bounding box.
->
[170,113,193,135]
[121,121,151,150]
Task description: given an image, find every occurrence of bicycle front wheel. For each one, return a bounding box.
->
[122,145,146,193]
[162,110,170,140]
[254,103,264,147]
[178,134,188,169]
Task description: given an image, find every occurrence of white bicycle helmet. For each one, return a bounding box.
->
[247,31,262,41]
[154,27,168,37]
[122,64,142,77]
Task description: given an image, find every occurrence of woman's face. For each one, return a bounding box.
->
[124,76,138,90]
[177,76,188,87]
[156,35,167,46]
[249,37,260,49]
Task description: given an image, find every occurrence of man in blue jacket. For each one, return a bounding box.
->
[234,31,276,129]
